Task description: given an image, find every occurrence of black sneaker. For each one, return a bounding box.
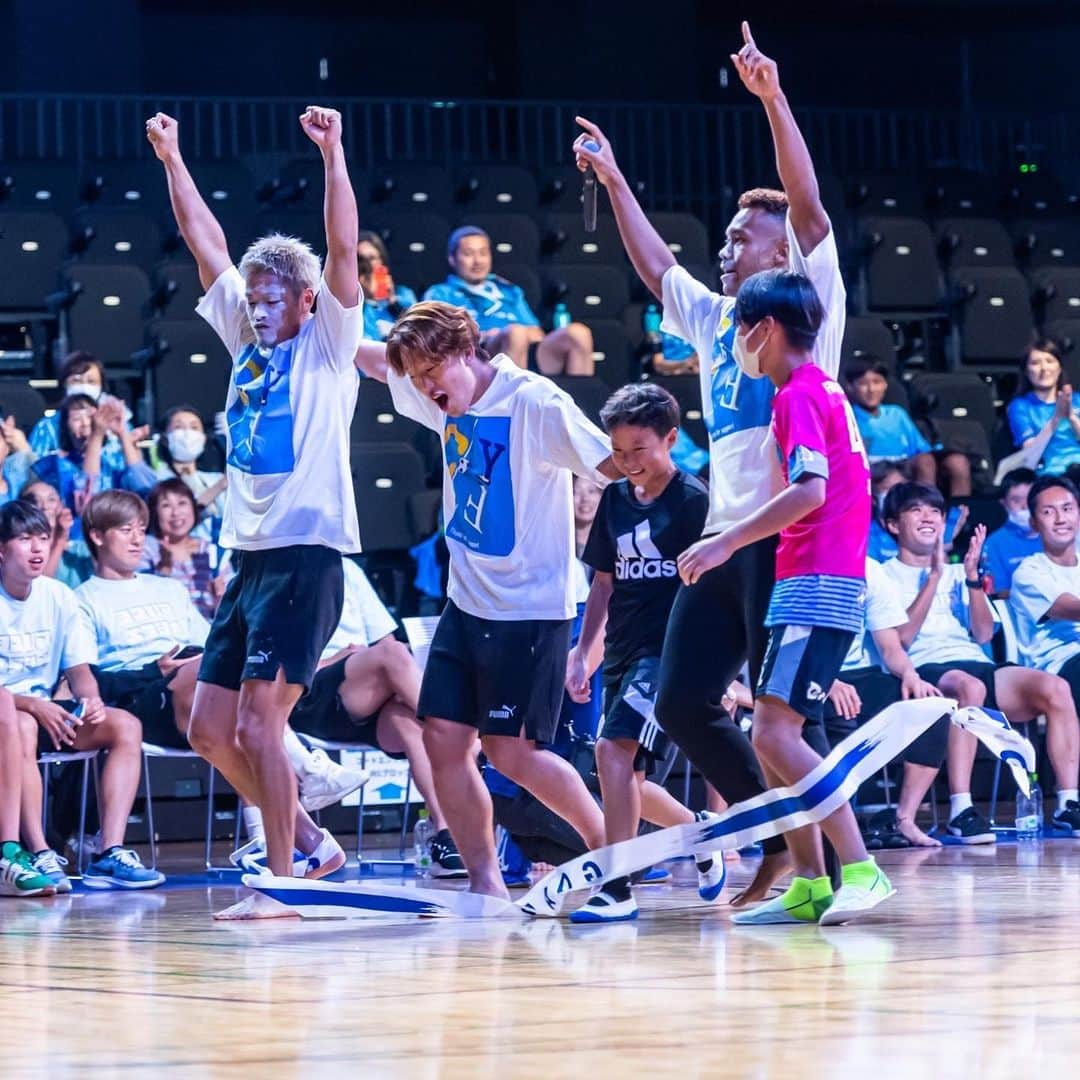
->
[946,806,996,845]
[430,829,468,878]
[1051,800,1080,837]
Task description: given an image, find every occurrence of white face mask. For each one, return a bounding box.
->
[732,321,768,379]
[65,381,102,403]
[1008,507,1032,531]
[166,428,206,463]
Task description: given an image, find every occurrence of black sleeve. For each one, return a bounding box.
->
[678,475,710,548]
[582,485,617,573]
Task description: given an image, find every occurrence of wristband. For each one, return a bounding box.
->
[965,577,982,589]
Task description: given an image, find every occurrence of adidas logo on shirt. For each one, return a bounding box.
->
[614,521,677,582]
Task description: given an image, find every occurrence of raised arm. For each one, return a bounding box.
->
[146,113,231,291]
[354,341,389,382]
[298,106,360,309]
[573,117,676,301]
[732,22,830,257]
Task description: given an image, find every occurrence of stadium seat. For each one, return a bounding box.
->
[491,263,542,314]
[1031,267,1080,325]
[951,267,1035,366]
[936,218,1015,270]
[848,172,925,217]
[1002,170,1075,217]
[1013,219,1080,270]
[650,213,711,265]
[925,168,994,217]
[350,444,429,552]
[267,157,325,208]
[1046,318,1080,354]
[82,160,170,211]
[152,319,231,419]
[541,212,625,266]
[253,208,326,254]
[549,375,612,426]
[649,375,708,448]
[586,319,633,383]
[542,265,630,321]
[153,260,206,317]
[456,213,540,264]
[840,316,899,375]
[189,161,257,209]
[351,379,424,445]
[0,380,47,431]
[0,161,82,216]
[367,163,454,217]
[455,165,538,214]
[0,210,69,309]
[366,211,451,295]
[72,208,165,271]
[929,417,993,476]
[66,264,153,365]
[860,217,944,311]
[538,164,590,213]
[908,372,997,436]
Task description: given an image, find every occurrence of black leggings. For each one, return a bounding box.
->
[655,536,788,856]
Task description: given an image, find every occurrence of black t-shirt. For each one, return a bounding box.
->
[583,470,709,675]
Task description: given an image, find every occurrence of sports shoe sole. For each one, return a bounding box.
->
[568,907,640,924]
[946,832,996,845]
[430,864,469,879]
[0,883,56,897]
[299,772,370,813]
[304,849,346,880]
[818,887,896,926]
[81,874,165,890]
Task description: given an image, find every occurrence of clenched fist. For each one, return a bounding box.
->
[300,106,343,152]
[146,112,180,162]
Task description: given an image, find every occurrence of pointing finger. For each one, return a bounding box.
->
[574,115,600,137]
[742,20,755,48]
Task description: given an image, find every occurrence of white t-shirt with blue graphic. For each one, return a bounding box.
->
[322,559,399,659]
[75,574,210,673]
[197,267,364,553]
[0,576,97,698]
[660,214,845,535]
[388,356,611,621]
[1009,552,1080,674]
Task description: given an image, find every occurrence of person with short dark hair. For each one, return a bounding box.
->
[565,383,722,922]
[19,479,93,588]
[881,481,1080,842]
[357,231,417,342]
[153,405,227,527]
[1007,337,1080,475]
[424,226,594,375]
[982,467,1041,597]
[0,499,164,891]
[0,410,34,508]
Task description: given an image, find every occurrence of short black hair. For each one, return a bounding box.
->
[58,350,104,386]
[733,269,824,351]
[58,393,97,454]
[883,480,946,522]
[599,382,680,437]
[0,499,51,543]
[844,356,890,383]
[999,467,1037,498]
[1028,474,1080,517]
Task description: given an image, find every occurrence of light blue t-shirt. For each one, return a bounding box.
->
[983,520,1042,594]
[1010,552,1080,674]
[423,274,539,332]
[853,403,932,463]
[362,285,417,342]
[1007,392,1080,474]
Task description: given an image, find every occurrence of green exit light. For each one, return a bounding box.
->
[1020,163,1040,174]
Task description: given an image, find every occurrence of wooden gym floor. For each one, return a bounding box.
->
[2,841,1077,1079]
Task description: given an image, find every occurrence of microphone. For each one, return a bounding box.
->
[582,138,599,233]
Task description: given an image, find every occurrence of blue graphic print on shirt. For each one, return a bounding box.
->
[443,414,515,556]
[227,343,296,476]
[707,313,774,441]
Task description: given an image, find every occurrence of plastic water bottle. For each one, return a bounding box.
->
[1015,773,1043,840]
[552,302,572,329]
[642,302,662,342]
[413,808,434,877]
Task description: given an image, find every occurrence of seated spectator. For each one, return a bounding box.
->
[1007,337,1080,475]
[32,395,156,539]
[650,330,700,376]
[76,491,367,830]
[826,559,946,847]
[152,406,227,527]
[357,230,417,342]
[881,481,1080,841]
[868,461,907,561]
[142,478,225,620]
[424,226,594,375]
[289,557,466,877]
[0,499,164,891]
[20,479,93,588]
[983,468,1041,597]
[0,413,35,506]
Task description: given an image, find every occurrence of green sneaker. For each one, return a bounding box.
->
[0,842,56,897]
[731,875,834,925]
[818,859,895,926]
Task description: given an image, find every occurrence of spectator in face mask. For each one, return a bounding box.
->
[983,468,1041,598]
[152,406,226,529]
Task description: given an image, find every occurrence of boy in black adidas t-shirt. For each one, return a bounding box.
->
[565,383,723,922]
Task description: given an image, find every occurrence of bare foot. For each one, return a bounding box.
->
[896,816,941,847]
[213,891,300,921]
[469,875,512,902]
[728,850,791,908]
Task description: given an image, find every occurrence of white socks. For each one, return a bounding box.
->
[949,793,973,820]
[1057,788,1078,812]
[282,727,313,778]
[243,805,264,843]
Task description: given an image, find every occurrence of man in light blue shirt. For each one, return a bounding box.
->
[983,468,1041,597]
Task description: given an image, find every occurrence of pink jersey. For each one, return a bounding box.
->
[771,364,870,581]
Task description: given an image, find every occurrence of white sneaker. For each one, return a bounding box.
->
[818,868,896,927]
[696,857,726,902]
[299,749,370,812]
[31,848,72,894]
[568,889,639,924]
[238,828,346,881]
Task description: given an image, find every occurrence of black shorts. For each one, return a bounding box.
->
[417,601,572,740]
[601,656,669,770]
[758,624,855,724]
[1059,653,1080,709]
[94,666,188,750]
[917,660,998,709]
[199,545,344,692]
[288,657,403,758]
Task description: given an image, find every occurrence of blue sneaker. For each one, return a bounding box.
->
[30,848,72,894]
[83,848,165,890]
[569,889,639,923]
[633,865,671,885]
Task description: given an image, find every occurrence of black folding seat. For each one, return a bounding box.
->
[455,165,538,214]
[541,266,630,321]
[860,217,944,311]
[951,267,1034,366]
[152,319,231,419]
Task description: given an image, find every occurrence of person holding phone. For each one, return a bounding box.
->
[357,231,417,343]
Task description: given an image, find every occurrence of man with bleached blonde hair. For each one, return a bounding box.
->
[147,105,363,919]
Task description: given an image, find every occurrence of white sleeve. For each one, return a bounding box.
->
[535,387,612,483]
[863,558,907,632]
[59,588,97,671]
[1010,558,1058,627]
[195,265,251,357]
[310,276,365,373]
[353,567,398,645]
[386,368,444,433]
[785,213,846,380]
[659,265,726,362]
[74,592,104,654]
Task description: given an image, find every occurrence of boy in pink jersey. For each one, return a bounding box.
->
[679,269,893,925]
